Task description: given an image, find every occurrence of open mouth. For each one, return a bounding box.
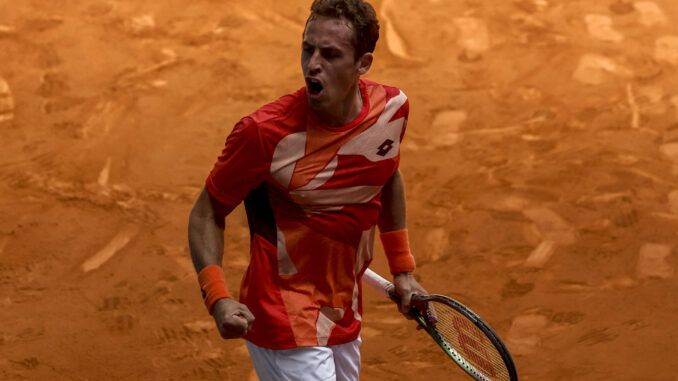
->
[307,78,324,96]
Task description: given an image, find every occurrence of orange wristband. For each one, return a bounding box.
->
[198,265,231,315]
[380,229,416,274]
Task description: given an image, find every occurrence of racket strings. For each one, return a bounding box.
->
[426,301,511,381]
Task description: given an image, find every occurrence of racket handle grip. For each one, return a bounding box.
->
[363,268,395,298]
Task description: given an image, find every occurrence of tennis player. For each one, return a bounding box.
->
[188,0,425,379]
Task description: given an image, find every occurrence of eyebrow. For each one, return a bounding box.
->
[302,41,342,53]
[302,40,337,49]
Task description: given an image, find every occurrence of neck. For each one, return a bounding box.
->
[315,82,363,127]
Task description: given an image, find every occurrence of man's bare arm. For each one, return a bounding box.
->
[188,186,230,271]
[377,169,427,316]
[188,186,254,338]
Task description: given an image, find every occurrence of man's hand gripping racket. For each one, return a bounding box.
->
[363,269,518,381]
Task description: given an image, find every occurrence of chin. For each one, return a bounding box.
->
[306,95,326,110]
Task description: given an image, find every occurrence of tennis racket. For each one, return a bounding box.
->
[362,268,518,381]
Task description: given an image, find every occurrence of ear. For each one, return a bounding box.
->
[357,52,374,75]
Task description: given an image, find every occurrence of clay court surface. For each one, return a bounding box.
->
[2,0,678,379]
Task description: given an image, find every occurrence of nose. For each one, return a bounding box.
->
[308,50,321,75]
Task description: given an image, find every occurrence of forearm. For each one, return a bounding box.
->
[377,170,424,314]
[377,169,416,277]
[188,187,254,333]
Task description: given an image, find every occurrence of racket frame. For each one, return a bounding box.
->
[362,269,518,381]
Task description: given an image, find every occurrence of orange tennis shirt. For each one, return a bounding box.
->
[206,79,409,349]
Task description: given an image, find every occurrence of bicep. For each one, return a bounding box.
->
[188,186,234,272]
[190,186,233,229]
[378,169,407,232]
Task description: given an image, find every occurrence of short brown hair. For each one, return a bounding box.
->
[307,0,380,59]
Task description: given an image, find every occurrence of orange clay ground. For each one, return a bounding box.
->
[1,0,678,380]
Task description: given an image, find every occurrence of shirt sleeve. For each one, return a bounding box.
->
[205,117,268,209]
[397,96,409,144]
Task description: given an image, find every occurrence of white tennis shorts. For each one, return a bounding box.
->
[245,337,361,381]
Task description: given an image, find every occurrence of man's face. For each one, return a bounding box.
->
[301,16,365,118]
